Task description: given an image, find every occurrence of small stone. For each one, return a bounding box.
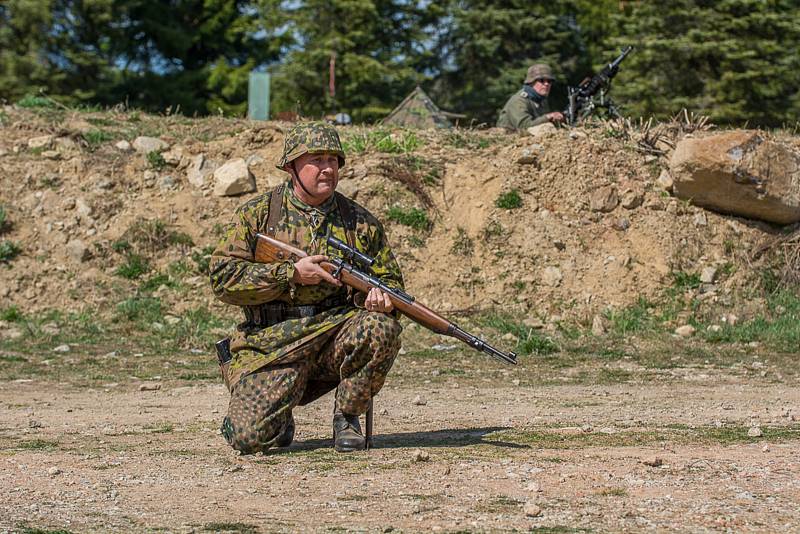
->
[707,324,722,333]
[115,140,132,151]
[380,408,389,416]
[28,135,54,150]
[524,317,545,329]
[524,503,542,517]
[526,123,557,138]
[542,266,563,287]
[656,170,673,191]
[41,150,61,160]
[642,457,663,467]
[412,395,427,406]
[47,467,62,476]
[612,218,630,231]
[512,379,521,386]
[159,175,177,191]
[501,332,517,342]
[213,158,256,197]
[693,212,708,226]
[132,136,169,154]
[52,344,71,353]
[674,325,696,337]
[139,382,162,392]
[412,449,430,462]
[66,239,91,263]
[525,481,541,493]
[621,189,644,209]
[700,267,717,284]
[164,315,181,326]
[762,444,770,452]
[590,186,619,212]
[722,314,739,326]
[747,426,763,437]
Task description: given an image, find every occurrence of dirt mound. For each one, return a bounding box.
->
[0,106,792,325]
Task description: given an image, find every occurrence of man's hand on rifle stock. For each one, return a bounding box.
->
[364,287,394,313]
[291,255,342,287]
[547,111,565,124]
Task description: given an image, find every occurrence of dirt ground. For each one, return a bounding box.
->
[2,107,799,533]
[1,348,799,533]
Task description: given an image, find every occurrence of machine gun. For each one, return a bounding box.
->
[564,46,633,125]
[254,233,518,366]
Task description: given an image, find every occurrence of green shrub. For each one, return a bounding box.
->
[343,129,422,154]
[670,271,701,291]
[0,240,21,263]
[495,189,523,209]
[115,296,162,323]
[0,205,8,233]
[605,297,655,335]
[386,206,430,231]
[17,94,56,108]
[478,313,559,356]
[147,151,167,170]
[83,129,113,149]
[0,305,24,322]
[115,254,150,279]
[451,227,474,256]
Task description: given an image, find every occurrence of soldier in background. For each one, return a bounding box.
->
[209,122,404,454]
[497,63,565,131]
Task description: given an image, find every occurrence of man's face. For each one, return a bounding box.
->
[532,78,553,97]
[290,151,340,203]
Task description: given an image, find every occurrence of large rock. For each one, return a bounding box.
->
[670,131,800,224]
[590,186,619,212]
[213,158,256,196]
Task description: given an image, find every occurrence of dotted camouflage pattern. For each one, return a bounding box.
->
[221,310,401,453]
[209,182,404,389]
[277,121,346,169]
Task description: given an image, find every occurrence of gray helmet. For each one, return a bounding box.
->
[277,121,346,170]
[524,63,555,84]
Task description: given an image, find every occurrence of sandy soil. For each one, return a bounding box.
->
[1,370,798,533]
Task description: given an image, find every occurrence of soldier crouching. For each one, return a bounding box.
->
[209,121,404,453]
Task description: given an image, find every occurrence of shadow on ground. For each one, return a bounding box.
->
[286,426,527,453]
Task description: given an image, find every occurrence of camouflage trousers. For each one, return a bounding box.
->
[222,311,401,454]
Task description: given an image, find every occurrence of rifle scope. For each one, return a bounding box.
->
[327,236,375,268]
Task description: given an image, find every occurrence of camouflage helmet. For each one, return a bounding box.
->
[277,121,346,170]
[524,63,555,84]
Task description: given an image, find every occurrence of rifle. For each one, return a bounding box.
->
[565,46,633,125]
[254,233,518,365]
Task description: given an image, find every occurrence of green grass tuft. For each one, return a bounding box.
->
[83,129,113,149]
[386,206,430,231]
[478,313,558,356]
[0,240,22,263]
[495,189,523,209]
[147,150,167,170]
[115,254,150,279]
[115,296,163,323]
[342,129,422,154]
[17,94,57,108]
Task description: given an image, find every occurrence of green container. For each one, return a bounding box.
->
[248,72,271,120]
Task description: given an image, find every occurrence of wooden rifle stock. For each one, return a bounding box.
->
[254,233,517,365]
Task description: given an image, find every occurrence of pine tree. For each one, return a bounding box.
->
[611,0,800,127]
[268,0,435,122]
[433,0,591,125]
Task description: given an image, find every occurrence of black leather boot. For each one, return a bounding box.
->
[275,415,295,448]
[333,411,365,452]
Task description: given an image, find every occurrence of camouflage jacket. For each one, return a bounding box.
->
[210,182,404,387]
[496,86,551,131]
